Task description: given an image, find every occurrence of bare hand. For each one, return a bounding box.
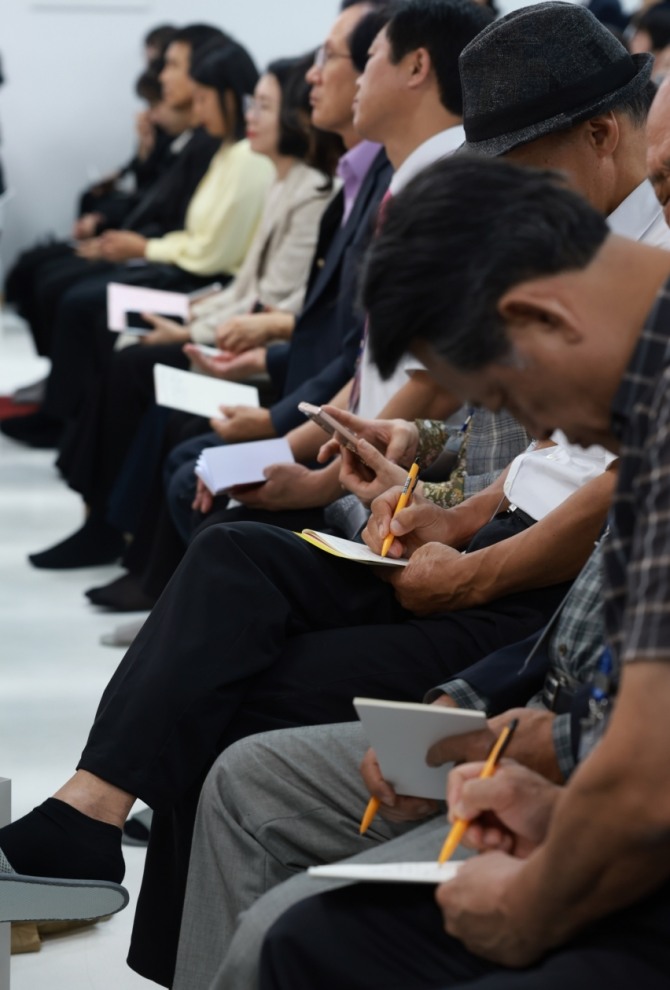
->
[139,313,190,346]
[446,760,559,858]
[229,462,331,511]
[215,312,289,354]
[427,708,563,785]
[363,488,452,558]
[316,407,419,465]
[339,439,411,506]
[184,344,266,381]
[75,237,104,260]
[192,477,214,515]
[72,213,103,240]
[359,747,441,824]
[436,852,543,966]
[99,230,148,262]
[209,406,275,443]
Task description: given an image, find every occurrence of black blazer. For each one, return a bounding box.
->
[121,128,219,238]
[267,147,392,435]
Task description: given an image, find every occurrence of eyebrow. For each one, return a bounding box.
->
[649,158,670,185]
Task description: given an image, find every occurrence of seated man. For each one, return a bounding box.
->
[255,138,670,990]
[172,536,606,990]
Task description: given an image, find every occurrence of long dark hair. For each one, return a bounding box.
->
[190,39,259,141]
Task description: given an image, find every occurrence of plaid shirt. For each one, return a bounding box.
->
[417,409,530,508]
[443,540,606,779]
[605,279,670,667]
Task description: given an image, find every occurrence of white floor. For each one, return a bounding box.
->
[0,311,152,988]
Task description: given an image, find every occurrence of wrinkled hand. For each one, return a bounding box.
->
[363,488,452,558]
[427,708,564,785]
[183,343,266,381]
[210,405,275,443]
[359,747,441,825]
[317,407,419,466]
[339,439,412,506]
[436,851,544,966]
[139,313,190,346]
[99,230,148,262]
[229,462,327,511]
[446,760,559,859]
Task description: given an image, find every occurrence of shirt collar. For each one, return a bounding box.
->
[607,179,664,242]
[336,140,383,224]
[389,125,465,195]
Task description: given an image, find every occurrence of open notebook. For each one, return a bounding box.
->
[308,861,461,884]
[297,530,408,567]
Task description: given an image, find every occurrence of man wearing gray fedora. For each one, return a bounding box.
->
[167,4,670,987]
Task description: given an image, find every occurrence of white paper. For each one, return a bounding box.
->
[354,698,487,800]
[195,437,294,494]
[153,364,259,418]
[107,283,191,332]
[299,531,408,567]
[308,861,461,884]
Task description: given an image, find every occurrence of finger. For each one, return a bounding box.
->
[317,439,340,463]
[386,427,415,464]
[355,437,386,470]
[359,749,396,807]
[426,728,495,768]
[320,405,361,432]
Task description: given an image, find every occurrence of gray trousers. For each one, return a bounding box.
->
[172,722,458,990]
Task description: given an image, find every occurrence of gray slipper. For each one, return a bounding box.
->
[0,850,128,923]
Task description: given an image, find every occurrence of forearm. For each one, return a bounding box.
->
[377,372,460,421]
[508,663,670,952]
[448,468,613,608]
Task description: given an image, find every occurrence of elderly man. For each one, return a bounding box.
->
[169,7,670,989]
[258,147,670,990]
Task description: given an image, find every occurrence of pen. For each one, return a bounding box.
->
[380,459,421,558]
[359,796,381,835]
[437,718,519,865]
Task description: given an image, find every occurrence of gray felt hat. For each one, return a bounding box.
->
[460,1,654,158]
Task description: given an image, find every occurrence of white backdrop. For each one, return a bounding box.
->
[0,0,332,275]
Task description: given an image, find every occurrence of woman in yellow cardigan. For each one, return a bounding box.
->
[98,39,276,277]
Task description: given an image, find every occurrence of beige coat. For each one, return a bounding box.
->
[189,161,338,344]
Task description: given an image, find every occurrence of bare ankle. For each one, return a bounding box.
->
[53,771,135,829]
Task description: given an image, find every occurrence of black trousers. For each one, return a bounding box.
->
[260,881,670,990]
[76,517,569,985]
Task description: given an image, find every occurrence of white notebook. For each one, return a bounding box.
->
[195,438,294,495]
[107,283,190,333]
[153,364,259,418]
[354,698,487,800]
[308,861,461,884]
[297,530,408,567]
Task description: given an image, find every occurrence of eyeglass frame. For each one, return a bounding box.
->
[313,44,353,70]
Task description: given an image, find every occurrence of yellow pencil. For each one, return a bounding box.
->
[359,796,381,835]
[380,460,421,558]
[437,718,519,865]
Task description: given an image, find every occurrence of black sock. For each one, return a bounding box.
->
[0,798,125,883]
[28,515,125,570]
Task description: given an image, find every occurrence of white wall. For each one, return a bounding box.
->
[0,0,334,276]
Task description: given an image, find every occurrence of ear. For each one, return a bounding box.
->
[583,112,620,158]
[497,281,585,346]
[407,47,432,89]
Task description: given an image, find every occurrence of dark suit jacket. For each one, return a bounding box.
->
[267,147,392,435]
[121,128,219,238]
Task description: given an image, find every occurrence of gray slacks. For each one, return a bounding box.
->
[172,722,460,990]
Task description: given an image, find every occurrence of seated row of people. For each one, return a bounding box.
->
[4,2,670,989]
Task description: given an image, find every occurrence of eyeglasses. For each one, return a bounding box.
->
[243,95,274,116]
[314,45,353,70]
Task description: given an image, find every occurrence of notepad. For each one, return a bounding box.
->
[297,530,408,567]
[107,283,191,333]
[153,364,259,418]
[354,698,487,800]
[308,861,461,884]
[195,437,294,494]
